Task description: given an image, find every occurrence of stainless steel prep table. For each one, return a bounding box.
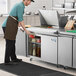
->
[26,27,76,68]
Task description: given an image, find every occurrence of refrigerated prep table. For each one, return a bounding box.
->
[26,26,76,69]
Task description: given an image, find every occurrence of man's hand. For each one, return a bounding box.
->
[18,22,21,27]
[18,21,31,35]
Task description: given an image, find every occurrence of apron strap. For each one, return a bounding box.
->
[9,16,18,22]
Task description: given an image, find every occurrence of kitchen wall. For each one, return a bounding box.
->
[0,0,75,35]
[9,0,52,14]
[0,17,6,35]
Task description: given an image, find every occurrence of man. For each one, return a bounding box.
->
[2,0,34,65]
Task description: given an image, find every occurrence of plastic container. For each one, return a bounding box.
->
[48,26,53,28]
[36,45,41,57]
[29,35,35,38]
[33,44,36,56]
[36,39,41,43]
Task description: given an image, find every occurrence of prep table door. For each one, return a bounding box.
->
[41,35,57,64]
[58,35,72,67]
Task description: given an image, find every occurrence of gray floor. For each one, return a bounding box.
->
[0,36,76,76]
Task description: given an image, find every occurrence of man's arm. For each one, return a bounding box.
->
[18,20,31,35]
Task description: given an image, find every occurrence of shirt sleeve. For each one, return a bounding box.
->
[17,6,24,22]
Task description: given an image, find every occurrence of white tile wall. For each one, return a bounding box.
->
[9,0,52,13]
[25,0,52,13]
[9,0,22,12]
[0,17,6,35]
[53,0,64,6]
[52,0,64,14]
[65,0,74,3]
[7,0,76,14]
[75,0,76,2]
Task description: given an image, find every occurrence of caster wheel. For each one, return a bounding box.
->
[30,58,32,61]
[57,65,60,68]
[64,66,68,69]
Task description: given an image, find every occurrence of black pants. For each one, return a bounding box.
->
[2,27,17,63]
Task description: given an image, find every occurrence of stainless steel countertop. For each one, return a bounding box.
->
[27,26,76,36]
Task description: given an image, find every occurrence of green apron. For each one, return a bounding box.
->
[4,16,18,40]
